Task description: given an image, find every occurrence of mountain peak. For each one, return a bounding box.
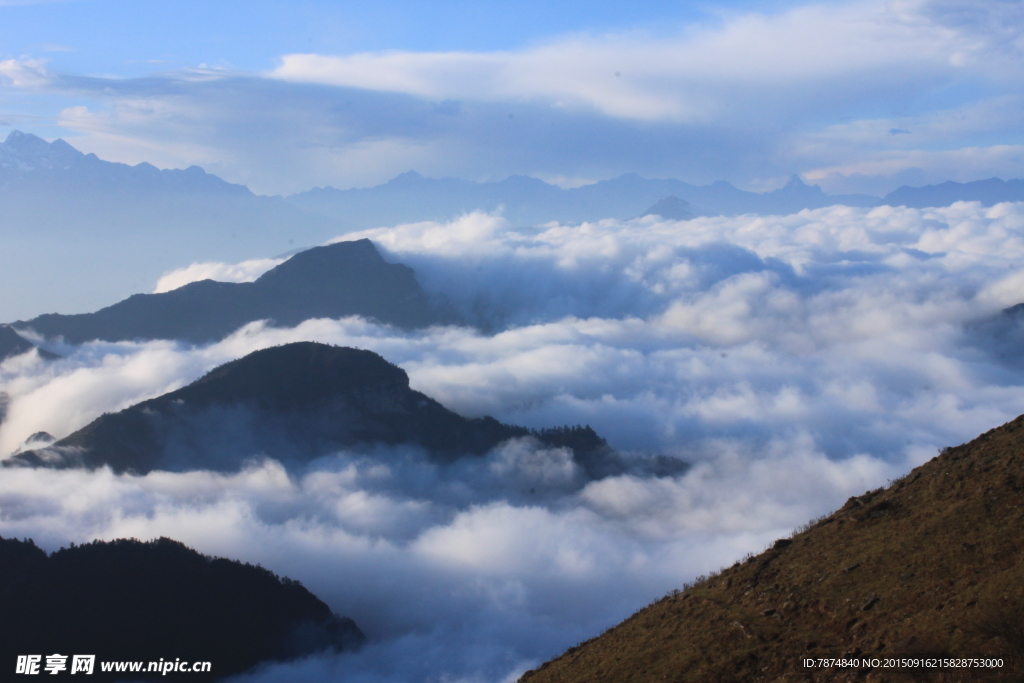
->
[5,342,518,473]
[385,170,427,187]
[6,342,668,479]
[640,195,693,221]
[13,238,449,344]
[4,130,32,144]
[768,173,825,199]
[180,342,410,410]
[0,130,84,171]
[48,137,79,154]
[255,238,384,285]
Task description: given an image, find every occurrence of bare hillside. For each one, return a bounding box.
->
[521,415,1024,682]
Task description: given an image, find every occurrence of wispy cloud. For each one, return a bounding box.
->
[4,0,1023,194]
[0,57,49,88]
[267,0,1016,123]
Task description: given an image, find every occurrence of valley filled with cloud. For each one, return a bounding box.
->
[3,201,1024,680]
[4,0,1024,678]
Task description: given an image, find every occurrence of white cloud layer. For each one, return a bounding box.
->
[152,257,284,293]
[3,203,1024,681]
[0,449,867,682]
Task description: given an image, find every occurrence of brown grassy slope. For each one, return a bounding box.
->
[520,415,1024,683]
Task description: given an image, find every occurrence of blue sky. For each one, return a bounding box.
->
[0,0,807,69]
[1,0,1023,194]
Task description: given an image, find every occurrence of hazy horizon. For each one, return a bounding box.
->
[2,0,1023,195]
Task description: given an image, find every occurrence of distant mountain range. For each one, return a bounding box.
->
[286,173,879,228]
[11,239,451,344]
[0,535,362,682]
[883,177,1024,209]
[520,414,1024,682]
[287,173,1024,229]
[0,130,249,196]
[5,131,1021,234]
[0,131,335,322]
[6,342,684,479]
[5,129,1024,322]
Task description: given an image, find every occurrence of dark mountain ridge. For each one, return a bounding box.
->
[0,535,363,682]
[5,342,674,479]
[11,239,451,344]
[519,414,1024,682]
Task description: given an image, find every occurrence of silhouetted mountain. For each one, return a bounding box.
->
[0,536,363,682]
[287,172,879,229]
[6,343,671,478]
[640,195,693,220]
[520,415,1024,683]
[0,325,58,361]
[883,178,1024,209]
[0,131,334,322]
[11,239,452,344]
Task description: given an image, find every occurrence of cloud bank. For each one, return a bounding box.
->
[4,201,1024,680]
[269,0,1007,124]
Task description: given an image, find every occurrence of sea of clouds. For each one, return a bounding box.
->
[3,201,1024,681]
